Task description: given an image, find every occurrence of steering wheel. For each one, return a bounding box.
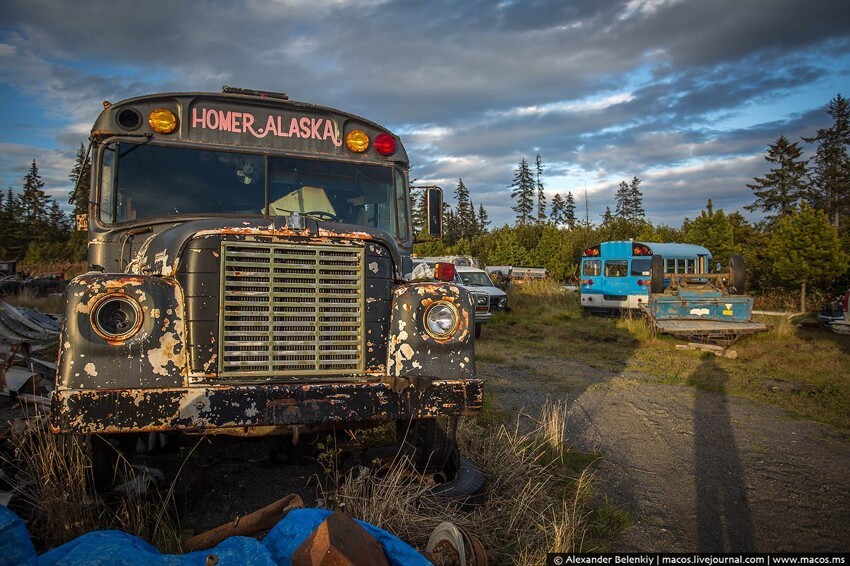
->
[303,210,340,222]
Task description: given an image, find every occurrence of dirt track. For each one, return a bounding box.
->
[482,356,850,552]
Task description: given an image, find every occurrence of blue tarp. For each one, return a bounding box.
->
[0,506,430,566]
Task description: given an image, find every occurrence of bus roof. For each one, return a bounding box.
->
[640,242,711,258]
[91,90,409,165]
[585,241,711,259]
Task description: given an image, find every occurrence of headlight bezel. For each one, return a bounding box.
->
[90,293,144,342]
[423,300,460,339]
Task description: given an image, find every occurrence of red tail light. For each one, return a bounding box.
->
[434,262,455,282]
[588,279,594,286]
[637,279,643,286]
[374,133,397,156]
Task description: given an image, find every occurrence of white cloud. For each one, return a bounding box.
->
[496,92,636,119]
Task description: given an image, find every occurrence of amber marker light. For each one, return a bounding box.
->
[346,129,370,153]
[149,108,178,134]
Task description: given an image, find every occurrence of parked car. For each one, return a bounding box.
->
[830,289,850,335]
[410,261,499,338]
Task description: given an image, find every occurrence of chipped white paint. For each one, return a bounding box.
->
[147,318,185,376]
[368,261,379,273]
[690,308,710,316]
[84,362,98,377]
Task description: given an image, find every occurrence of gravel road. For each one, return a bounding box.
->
[482,355,850,552]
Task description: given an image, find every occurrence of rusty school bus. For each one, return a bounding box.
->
[51,87,481,474]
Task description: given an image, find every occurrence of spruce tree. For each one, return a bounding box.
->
[550,193,566,225]
[769,203,848,311]
[535,153,546,223]
[0,190,18,258]
[68,143,92,219]
[683,199,737,267]
[510,158,535,225]
[602,206,614,226]
[745,135,810,222]
[20,159,48,226]
[454,178,475,239]
[409,188,427,238]
[614,181,631,220]
[804,94,850,228]
[564,191,577,229]
[477,204,490,234]
[628,176,645,221]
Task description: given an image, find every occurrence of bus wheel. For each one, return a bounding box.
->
[730,254,746,292]
[650,255,665,294]
[396,416,460,477]
[474,322,482,339]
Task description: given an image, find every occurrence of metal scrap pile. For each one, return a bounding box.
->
[0,301,61,509]
[0,301,60,399]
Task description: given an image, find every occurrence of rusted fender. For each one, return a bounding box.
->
[386,282,475,386]
[57,273,188,390]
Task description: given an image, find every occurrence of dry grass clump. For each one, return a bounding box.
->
[1,416,182,552]
[4,287,66,313]
[16,260,87,280]
[327,400,595,563]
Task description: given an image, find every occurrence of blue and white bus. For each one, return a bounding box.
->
[579,241,712,313]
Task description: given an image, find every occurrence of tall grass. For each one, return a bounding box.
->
[325,400,598,563]
[1,418,183,552]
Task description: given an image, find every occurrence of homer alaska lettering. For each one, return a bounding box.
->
[191,107,342,146]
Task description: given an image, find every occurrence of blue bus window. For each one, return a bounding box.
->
[583,260,601,276]
[665,258,675,273]
[631,258,652,276]
[604,260,628,277]
[686,259,696,274]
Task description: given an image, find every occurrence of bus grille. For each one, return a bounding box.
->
[219,241,365,377]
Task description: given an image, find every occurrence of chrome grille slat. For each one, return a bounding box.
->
[219,241,365,377]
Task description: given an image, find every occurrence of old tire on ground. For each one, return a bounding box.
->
[650,255,665,294]
[429,457,486,506]
[474,322,482,339]
[730,254,746,292]
[397,416,459,477]
[87,435,123,493]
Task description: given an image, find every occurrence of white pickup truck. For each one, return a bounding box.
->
[410,261,506,338]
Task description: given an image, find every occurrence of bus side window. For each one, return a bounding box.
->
[665,258,675,273]
[583,260,601,276]
[686,259,696,274]
[604,260,628,277]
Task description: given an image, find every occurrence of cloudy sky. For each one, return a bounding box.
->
[1,0,849,227]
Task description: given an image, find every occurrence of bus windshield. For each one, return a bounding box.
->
[99,142,409,239]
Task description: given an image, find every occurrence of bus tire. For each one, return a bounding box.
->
[429,458,487,506]
[397,416,459,476]
[650,255,665,294]
[730,254,746,292]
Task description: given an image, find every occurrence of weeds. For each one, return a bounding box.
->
[322,400,608,563]
[1,417,183,552]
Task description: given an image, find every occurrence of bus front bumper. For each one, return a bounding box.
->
[50,378,484,435]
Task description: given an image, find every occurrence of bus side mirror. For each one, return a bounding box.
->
[425,187,443,239]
